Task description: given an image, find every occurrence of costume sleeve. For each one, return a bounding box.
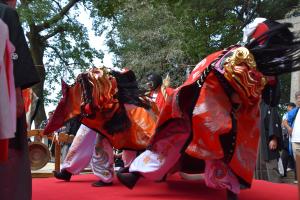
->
[2,6,40,89]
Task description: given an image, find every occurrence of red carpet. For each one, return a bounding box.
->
[33,174,298,200]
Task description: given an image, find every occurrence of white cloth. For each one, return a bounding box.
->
[61,124,114,183]
[0,19,16,139]
[291,111,300,142]
[242,18,267,43]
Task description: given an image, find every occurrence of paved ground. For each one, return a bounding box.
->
[282,170,297,184]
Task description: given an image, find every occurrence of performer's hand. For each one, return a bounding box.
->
[269,138,277,150]
[16,87,25,118]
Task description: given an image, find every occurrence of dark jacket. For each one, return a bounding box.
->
[260,82,282,161]
[0,2,40,148]
[0,2,40,89]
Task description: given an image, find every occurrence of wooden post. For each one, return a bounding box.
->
[54,139,61,172]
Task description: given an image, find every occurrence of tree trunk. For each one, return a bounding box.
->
[28,27,47,128]
[32,67,46,128]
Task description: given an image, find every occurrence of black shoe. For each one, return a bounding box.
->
[226,190,238,200]
[117,172,140,189]
[91,180,113,187]
[53,169,72,181]
[118,167,129,173]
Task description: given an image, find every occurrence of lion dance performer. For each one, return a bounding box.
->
[43,68,157,187]
[116,19,300,199]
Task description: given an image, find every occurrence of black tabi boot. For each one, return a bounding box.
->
[117,172,140,189]
[226,189,238,200]
[91,180,113,187]
[53,169,72,181]
[118,167,129,173]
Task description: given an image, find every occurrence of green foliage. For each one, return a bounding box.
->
[94,0,298,88]
[16,0,299,106]
[18,0,104,106]
[256,0,299,19]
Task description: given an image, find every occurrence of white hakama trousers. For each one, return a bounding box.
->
[61,124,114,183]
[128,127,240,193]
[129,133,189,180]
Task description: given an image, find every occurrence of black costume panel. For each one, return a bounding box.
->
[0,2,40,89]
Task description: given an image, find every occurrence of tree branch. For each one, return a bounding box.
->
[47,45,81,67]
[42,26,64,41]
[53,0,63,10]
[47,45,70,66]
[36,0,81,32]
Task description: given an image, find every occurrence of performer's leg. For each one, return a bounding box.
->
[54,124,97,181]
[119,150,137,173]
[117,119,190,189]
[129,135,189,179]
[91,135,114,187]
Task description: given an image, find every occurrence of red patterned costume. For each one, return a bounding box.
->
[44,68,158,186]
[44,68,157,151]
[117,19,300,199]
[124,47,264,193]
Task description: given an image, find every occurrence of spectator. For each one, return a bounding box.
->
[281,102,296,177]
[65,116,81,136]
[60,116,81,161]
[39,111,54,129]
[255,76,282,183]
[35,111,54,144]
[40,111,69,161]
[284,91,300,183]
[0,1,40,200]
